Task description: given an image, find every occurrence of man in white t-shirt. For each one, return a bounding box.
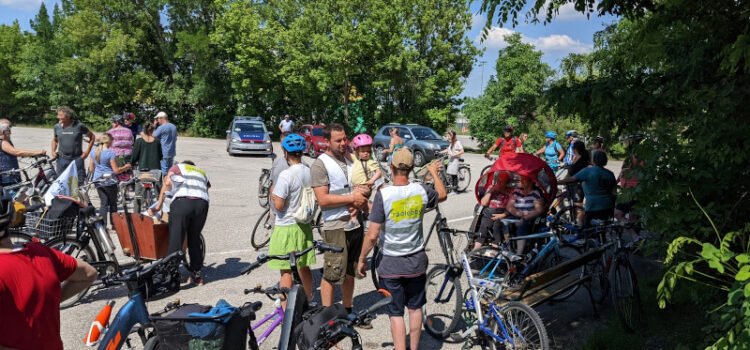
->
[279,115,294,140]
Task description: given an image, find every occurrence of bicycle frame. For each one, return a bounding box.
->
[96,293,150,350]
[252,299,285,345]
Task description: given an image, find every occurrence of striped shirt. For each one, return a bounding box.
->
[512,189,542,213]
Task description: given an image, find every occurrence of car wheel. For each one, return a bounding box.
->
[308,144,316,158]
[413,150,425,167]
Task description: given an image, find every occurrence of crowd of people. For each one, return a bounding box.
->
[0,113,644,350]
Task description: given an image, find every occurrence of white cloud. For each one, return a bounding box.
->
[0,0,43,11]
[475,26,592,54]
[538,1,598,21]
[530,34,592,53]
[477,26,517,49]
[471,13,485,30]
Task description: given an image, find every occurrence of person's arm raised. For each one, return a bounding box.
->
[82,130,95,159]
[1,141,45,157]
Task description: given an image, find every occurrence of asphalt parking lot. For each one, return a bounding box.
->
[13,126,629,349]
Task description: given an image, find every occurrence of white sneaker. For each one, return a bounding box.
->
[448,191,458,196]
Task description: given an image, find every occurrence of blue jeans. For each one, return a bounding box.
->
[160,157,174,175]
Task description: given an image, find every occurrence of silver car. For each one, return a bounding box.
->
[226,117,273,156]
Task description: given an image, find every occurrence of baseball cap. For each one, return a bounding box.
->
[391,148,413,170]
[154,111,168,119]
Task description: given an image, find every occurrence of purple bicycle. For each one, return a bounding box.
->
[244,285,288,346]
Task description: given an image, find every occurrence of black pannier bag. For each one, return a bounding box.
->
[294,303,349,349]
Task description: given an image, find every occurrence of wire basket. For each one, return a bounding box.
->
[22,211,77,240]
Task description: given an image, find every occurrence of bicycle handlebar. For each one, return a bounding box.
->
[241,241,343,275]
[312,289,392,349]
[101,251,185,285]
[243,285,290,296]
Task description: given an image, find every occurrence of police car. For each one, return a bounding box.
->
[225,116,273,156]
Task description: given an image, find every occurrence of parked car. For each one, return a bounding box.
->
[373,124,449,167]
[296,124,327,157]
[226,116,273,156]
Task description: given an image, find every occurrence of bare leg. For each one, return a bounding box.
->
[279,270,292,309]
[408,308,422,350]
[299,266,314,300]
[342,275,355,308]
[390,316,407,350]
[321,279,335,307]
[575,202,585,225]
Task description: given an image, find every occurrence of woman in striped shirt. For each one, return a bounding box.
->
[506,175,544,255]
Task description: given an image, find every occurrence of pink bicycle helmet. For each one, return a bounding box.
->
[351,134,373,149]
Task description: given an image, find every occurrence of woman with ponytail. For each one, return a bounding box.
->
[87,134,131,228]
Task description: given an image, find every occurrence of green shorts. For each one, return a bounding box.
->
[267,223,316,270]
[321,227,363,285]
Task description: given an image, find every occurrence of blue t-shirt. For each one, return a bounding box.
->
[564,143,575,165]
[90,149,115,180]
[574,166,616,211]
[154,122,177,158]
[544,142,562,167]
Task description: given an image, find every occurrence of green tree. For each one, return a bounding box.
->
[0,22,27,118]
[464,33,552,147]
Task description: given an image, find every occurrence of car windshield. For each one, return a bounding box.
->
[312,128,324,137]
[411,127,441,140]
[235,123,265,133]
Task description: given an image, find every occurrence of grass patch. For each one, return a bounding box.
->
[578,273,709,350]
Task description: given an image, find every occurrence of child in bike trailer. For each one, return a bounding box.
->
[344,134,382,230]
[475,171,512,250]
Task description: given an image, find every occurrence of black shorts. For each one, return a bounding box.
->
[379,274,427,317]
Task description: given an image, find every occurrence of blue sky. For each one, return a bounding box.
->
[1,0,617,99]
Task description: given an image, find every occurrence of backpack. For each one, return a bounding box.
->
[292,184,318,224]
[499,137,519,154]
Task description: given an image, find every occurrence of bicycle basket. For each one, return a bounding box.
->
[150,301,256,350]
[22,210,76,240]
[125,255,182,302]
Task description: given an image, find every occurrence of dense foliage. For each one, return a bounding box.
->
[479,0,750,348]
[0,0,479,136]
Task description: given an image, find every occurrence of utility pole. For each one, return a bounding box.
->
[479,60,488,93]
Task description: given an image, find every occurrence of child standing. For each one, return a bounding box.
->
[346,134,382,230]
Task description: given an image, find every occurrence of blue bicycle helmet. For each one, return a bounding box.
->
[545,131,557,139]
[282,133,307,152]
[565,130,578,138]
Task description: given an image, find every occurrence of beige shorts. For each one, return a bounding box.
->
[321,227,364,285]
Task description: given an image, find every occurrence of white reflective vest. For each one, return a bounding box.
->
[318,153,352,222]
[379,183,428,256]
[171,163,210,202]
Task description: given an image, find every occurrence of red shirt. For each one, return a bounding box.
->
[0,243,78,350]
[619,155,643,189]
[494,136,520,156]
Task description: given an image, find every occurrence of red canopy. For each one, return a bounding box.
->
[474,153,558,207]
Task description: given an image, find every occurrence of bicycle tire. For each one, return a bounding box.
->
[9,232,35,244]
[251,208,273,249]
[370,245,381,289]
[258,171,271,209]
[456,166,471,192]
[583,238,609,303]
[422,265,462,339]
[544,244,584,301]
[46,237,97,308]
[491,301,549,350]
[480,164,493,177]
[609,257,641,333]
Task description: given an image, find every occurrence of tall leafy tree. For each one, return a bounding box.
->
[0,22,27,118]
[464,33,552,147]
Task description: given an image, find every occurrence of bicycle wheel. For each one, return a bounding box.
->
[491,301,549,350]
[609,257,641,333]
[251,208,274,249]
[542,244,584,301]
[370,245,381,289]
[258,171,271,209]
[9,232,35,244]
[423,265,463,339]
[583,238,609,303]
[46,237,97,308]
[480,164,493,177]
[456,166,471,192]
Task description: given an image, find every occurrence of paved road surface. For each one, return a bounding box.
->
[10,126,645,349]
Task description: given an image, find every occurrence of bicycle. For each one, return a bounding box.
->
[132,169,161,214]
[452,249,550,349]
[244,285,288,346]
[258,154,276,208]
[1,155,57,206]
[251,205,324,250]
[240,240,344,350]
[417,153,471,193]
[373,148,393,184]
[480,155,497,177]
[307,290,392,350]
